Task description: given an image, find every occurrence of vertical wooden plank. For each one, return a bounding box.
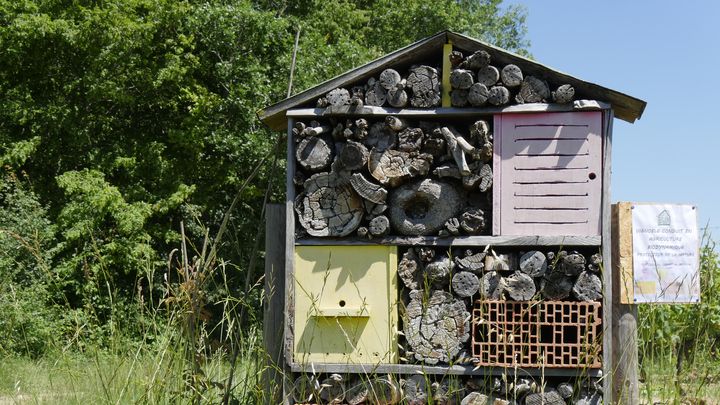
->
[611,202,640,404]
[492,114,502,236]
[263,204,286,404]
[283,118,296,405]
[617,202,635,304]
[601,109,614,405]
[442,42,452,107]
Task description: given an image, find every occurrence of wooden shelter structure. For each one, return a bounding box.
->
[260,30,646,405]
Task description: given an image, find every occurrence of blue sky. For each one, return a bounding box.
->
[504,1,720,235]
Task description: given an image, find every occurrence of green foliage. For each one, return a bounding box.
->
[0,0,529,353]
[638,234,720,401]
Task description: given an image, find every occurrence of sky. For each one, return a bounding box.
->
[504,1,720,235]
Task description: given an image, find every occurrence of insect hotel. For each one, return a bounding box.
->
[259,31,646,405]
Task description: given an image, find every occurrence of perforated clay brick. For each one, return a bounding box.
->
[472,300,602,368]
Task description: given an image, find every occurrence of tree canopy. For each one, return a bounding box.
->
[0,0,528,351]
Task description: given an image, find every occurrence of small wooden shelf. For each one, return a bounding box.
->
[286,100,609,119]
[295,235,601,247]
[289,362,601,378]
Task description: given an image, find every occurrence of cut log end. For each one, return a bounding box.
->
[504,271,536,301]
[500,64,523,88]
[552,84,575,104]
[487,86,510,106]
[573,271,602,301]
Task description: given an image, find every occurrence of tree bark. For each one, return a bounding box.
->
[455,251,486,272]
[397,127,424,152]
[398,248,422,289]
[460,208,486,234]
[525,391,566,405]
[349,172,388,204]
[459,50,491,70]
[516,75,550,104]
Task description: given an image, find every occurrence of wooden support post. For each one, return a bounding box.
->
[263,203,287,405]
[442,42,452,107]
[611,202,640,404]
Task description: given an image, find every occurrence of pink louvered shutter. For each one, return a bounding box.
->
[493,112,603,236]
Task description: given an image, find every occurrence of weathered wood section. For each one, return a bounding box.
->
[407,65,441,108]
[388,179,466,236]
[404,290,470,365]
[263,204,286,405]
[295,172,364,237]
[504,271,536,301]
[296,135,334,172]
[611,202,640,404]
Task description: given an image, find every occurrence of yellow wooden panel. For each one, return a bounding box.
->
[294,245,398,364]
[442,42,452,107]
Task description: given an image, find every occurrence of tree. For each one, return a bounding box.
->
[0,0,529,343]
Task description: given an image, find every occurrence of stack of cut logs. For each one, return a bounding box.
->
[448,49,575,107]
[398,247,602,366]
[293,117,493,238]
[317,65,442,109]
[314,51,576,111]
[291,372,602,405]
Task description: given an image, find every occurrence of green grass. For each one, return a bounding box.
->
[0,346,263,405]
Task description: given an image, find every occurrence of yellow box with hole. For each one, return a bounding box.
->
[293,245,398,364]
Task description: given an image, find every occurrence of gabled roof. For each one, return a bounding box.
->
[258,30,646,130]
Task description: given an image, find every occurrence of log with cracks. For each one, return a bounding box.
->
[295,172,364,237]
[407,65,441,108]
[404,290,470,365]
[368,149,432,188]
